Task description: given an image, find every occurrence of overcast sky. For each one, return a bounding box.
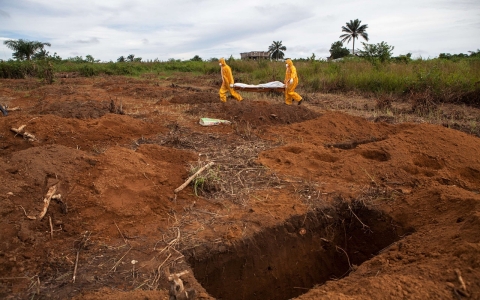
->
[0,0,479,62]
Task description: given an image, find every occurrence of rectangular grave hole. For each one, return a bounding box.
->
[188,201,412,300]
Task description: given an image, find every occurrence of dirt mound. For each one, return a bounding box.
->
[0,75,479,300]
[36,100,110,119]
[169,90,217,104]
[185,100,320,127]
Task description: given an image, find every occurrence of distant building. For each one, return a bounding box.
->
[240,51,270,60]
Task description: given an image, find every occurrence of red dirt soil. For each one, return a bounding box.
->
[0,74,479,300]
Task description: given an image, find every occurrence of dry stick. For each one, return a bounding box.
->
[10,125,36,141]
[348,205,372,232]
[38,185,58,220]
[158,227,181,255]
[72,248,80,283]
[49,216,53,239]
[17,205,37,220]
[28,275,40,295]
[454,268,467,292]
[360,166,377,185]
[73,232,91,283]
[151,253,172,288]
[174,162,214,194]
[110,246,132,273]
[114,221,128,245]
[336,245,352,270]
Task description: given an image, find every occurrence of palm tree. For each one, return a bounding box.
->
[3,39,51,61]
[339,19,369,55]
[268,41,287,61]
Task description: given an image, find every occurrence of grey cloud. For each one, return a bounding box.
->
[74,37,100,44]
[437,0,480,10]
[179,8,313,54]
[1,0,477,61]
[254,4,315,23]
[0,9,10,18]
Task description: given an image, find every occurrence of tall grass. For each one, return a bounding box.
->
[296,58,479,104]
[1,57,478,104]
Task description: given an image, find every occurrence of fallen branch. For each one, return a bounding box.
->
[10,125,36,141]
[174,162,214,194]
[38,185,58,220]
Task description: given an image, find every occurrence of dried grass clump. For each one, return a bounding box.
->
[410,90,437,115]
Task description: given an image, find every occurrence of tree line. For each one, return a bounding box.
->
[3,19,479,63]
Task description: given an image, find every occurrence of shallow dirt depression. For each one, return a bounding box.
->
[188,201,412,300]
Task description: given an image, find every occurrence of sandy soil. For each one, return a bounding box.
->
[0,73,479,300]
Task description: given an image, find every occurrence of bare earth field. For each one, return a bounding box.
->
[0,73,479,300]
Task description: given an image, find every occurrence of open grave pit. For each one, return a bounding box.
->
[187,199,413,300]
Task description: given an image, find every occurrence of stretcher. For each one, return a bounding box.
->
[233,81,285,93]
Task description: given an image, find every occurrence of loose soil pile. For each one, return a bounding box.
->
[0,74,479,300]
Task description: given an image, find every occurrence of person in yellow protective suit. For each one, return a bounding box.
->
[218,58,243,102]
[284,59,303,105]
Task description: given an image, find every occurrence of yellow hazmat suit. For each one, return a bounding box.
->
[219,58,243,102]
[284,59,302,105]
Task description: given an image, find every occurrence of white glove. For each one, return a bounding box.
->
[289,78,293,84]
[230,84,234,88]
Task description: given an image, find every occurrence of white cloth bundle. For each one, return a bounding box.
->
[233,81,285,89]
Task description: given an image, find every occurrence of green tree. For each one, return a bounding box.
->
[469,50,480,58]
[268,41,287,61]
[127,54,135,62]
[339,19,369,55]
[85,54,95,63]
[3,39,51,61]
[190,55,202,61]
[49,52,62,61]
[358,41,394,63]
[68,56,85,63]
[117,56,126,62]
[392,53,412,63]
[32,48,49,60]
[329,41,350,59]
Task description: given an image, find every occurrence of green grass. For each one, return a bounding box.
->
[1,57,479,105]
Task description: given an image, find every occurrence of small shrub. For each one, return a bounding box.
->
[190,164,220,196]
